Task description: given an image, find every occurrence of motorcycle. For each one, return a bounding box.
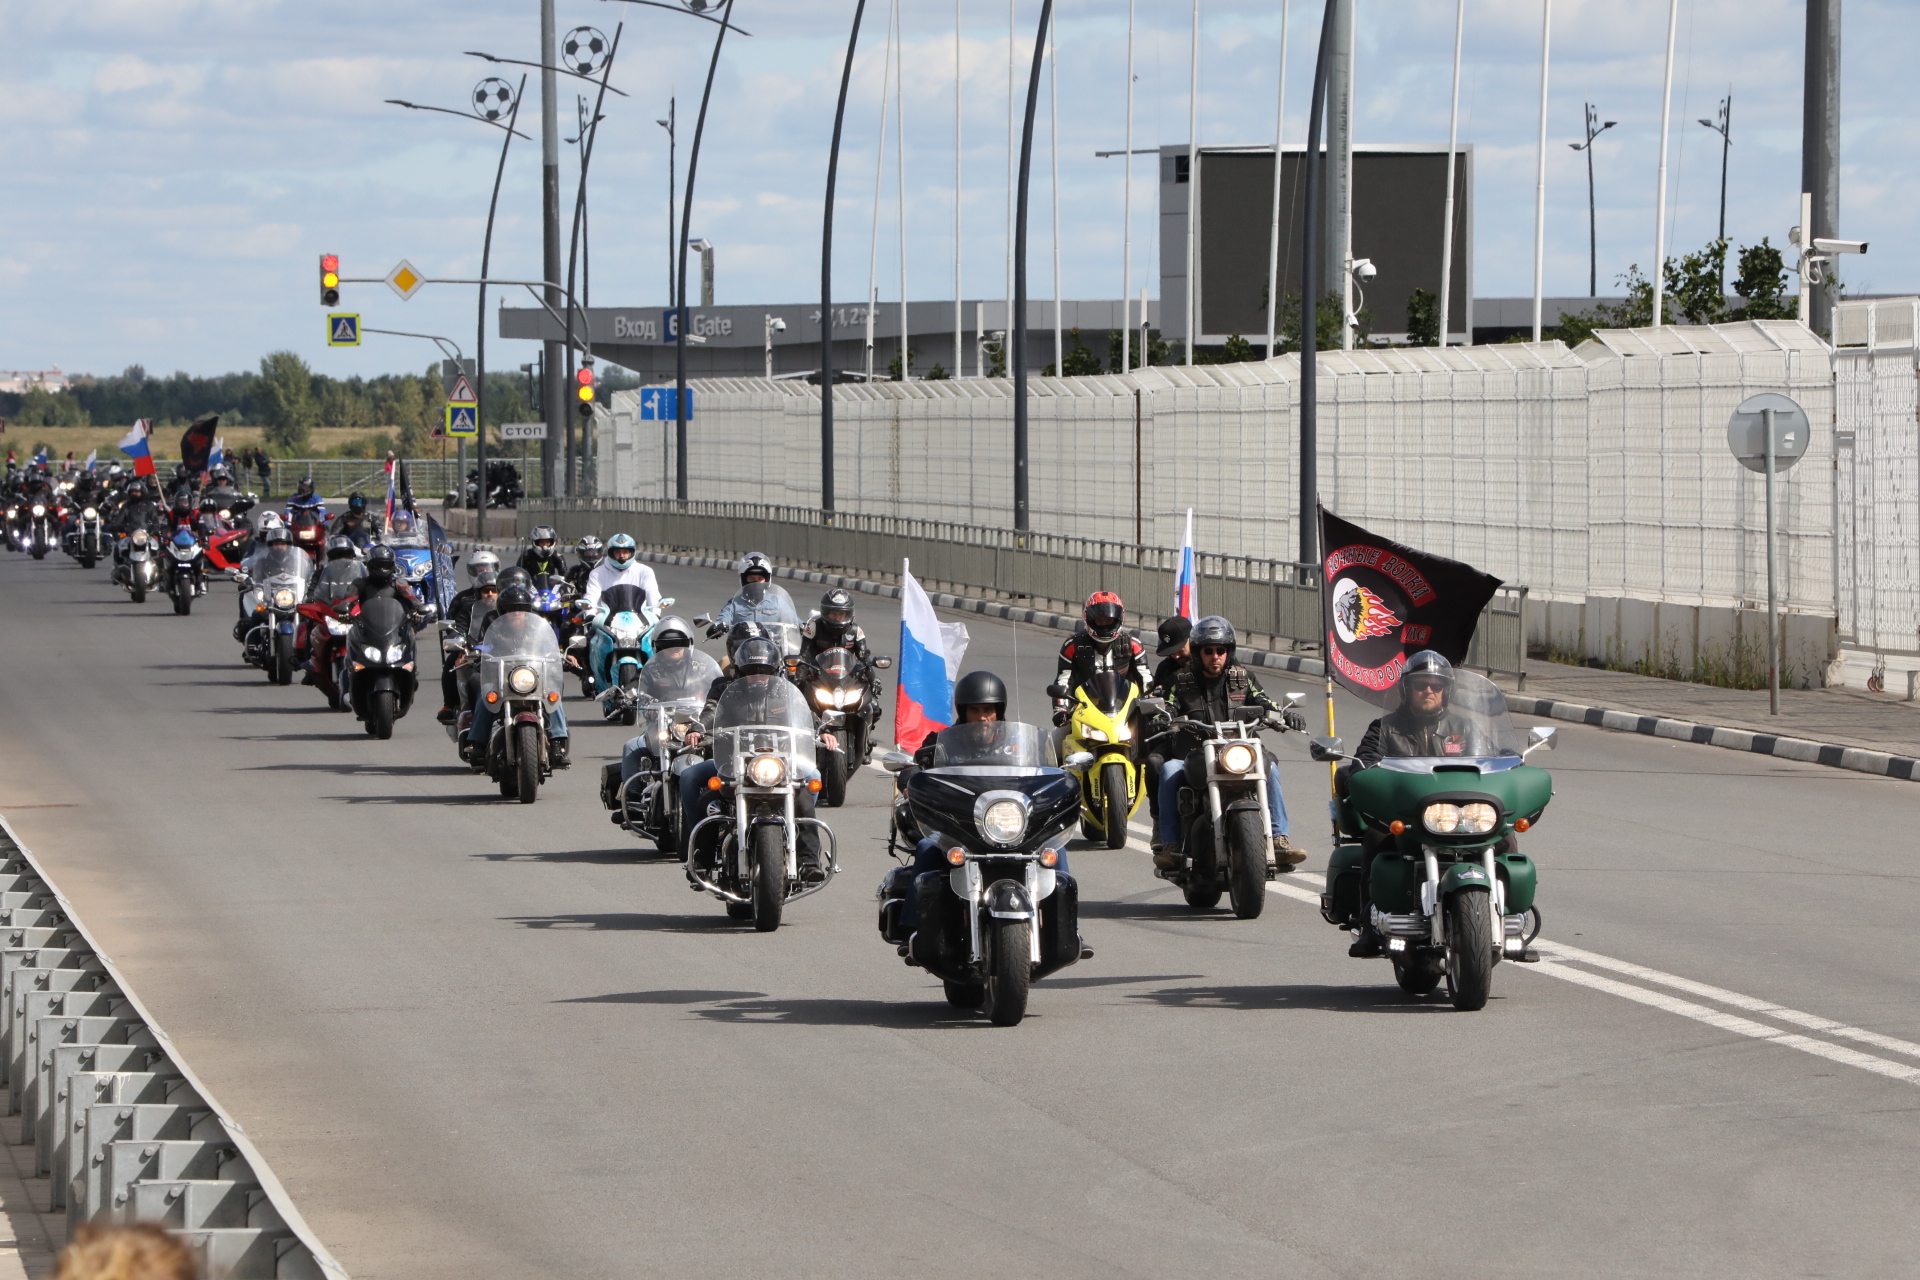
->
[235,545,309,684]
[287,505,328,556]
[164,530,203,615]
[1143,691,1304,919]
[1311,670,1556,1011]
[601,644,725,853]
[1051,672,1145,849]
[802,646,891,807]
[69,504,104,569]
[586,584,664,722]
[300,560,368,709]
[474,609,565,804]
[115,529,160,603]
[876,721,1087,1026]
[345,596,418,739]
[23,499,55,561]
[684,674,837,931]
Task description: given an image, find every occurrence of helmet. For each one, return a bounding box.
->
[1156,615,1194,657]
[347,492,367,512]
[325,535,357,561]
[1083,591,1126,642]
[733,636,781,675]
[209,465,232,485]
[465,549,500,582]
[498,566,532,592]
[295,476,315,494]
[952,670,1009,719]
[529,524,557,551]
[171,528,196,549]
[474,570,501,594]
[819,588,854,623]
[607,533,636,563]
[576,535,605,567]
[653,616,694,650]
[1190,615,1236,655]
[364,545,397,578]
[265,522,292,545]
[172,494,191,513]
[1398,650,1454,720]
[257,512,284,532]
[738,550,773,583]
[497,584,536,614]
[726,620,768,659]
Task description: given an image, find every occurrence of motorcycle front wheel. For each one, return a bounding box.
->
[130,583,146,604]
[515,723,542,804]
[271,632,295,685]
[1102,761,1130,849]
[984,918,1032,1026]
[172,587,192,616]
[79,555,95,570]
[1225,808,1268,919]
[1444,887,1494,1011]
[368,690,396,740]
[750,823,785,932]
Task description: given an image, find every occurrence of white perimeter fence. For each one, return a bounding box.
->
[600,312,1918,693]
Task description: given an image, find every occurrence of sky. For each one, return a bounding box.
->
[0,0,1914,379]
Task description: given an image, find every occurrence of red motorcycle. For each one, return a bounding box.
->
[297,594,360,711]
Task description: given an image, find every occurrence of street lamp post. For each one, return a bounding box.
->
[559,23,624,499]
[657,101,676,300]
[1699,94,1732,289]
[1299,1,1337,566]
[673,0,740,503]
[1012,0,1055,532]
[1569,102,1617,298]
[821,0,869,515]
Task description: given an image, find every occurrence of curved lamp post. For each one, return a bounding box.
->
[1010,0,1055,532]
[820,0,869,516]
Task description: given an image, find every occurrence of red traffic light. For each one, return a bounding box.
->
[320,254,339,273]
[575,366,594,385]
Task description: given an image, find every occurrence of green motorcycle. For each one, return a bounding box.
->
[1311,670,1556,1011]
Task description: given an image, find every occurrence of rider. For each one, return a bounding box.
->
[167,491,197,533]
[565,536,605,595]
[109,479,164,538]
[355,545,429,621]
[1354,650,1484,766]
[330,492,381,545]
[286,476,326,519]
[799,588,876,666]
[1143,616,1194,823]
[517,524,567,578]
[439,570,502,724]
[580,533,660,612]
[609,615,700,803]
[1051,591,1147,726]
[1150,615,1307,871]
[711,551,798,632]
[464,583,570,768]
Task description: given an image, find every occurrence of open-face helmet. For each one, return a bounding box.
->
[1398,650,1454,720]
[1190,615,1236,657]
[952,670,1008,721]
[465,549,500,582]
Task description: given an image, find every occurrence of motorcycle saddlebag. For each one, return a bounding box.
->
[877,865,914,943]
[1323,843,1365,927]
[907,871,963,978]
[1034,872,1080,980]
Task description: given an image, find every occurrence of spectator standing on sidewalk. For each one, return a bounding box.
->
[254,447,274,496]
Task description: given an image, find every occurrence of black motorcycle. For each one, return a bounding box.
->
[346,596,418,739]
[802,647,891,807]
[878,721,1087,1026]
[164,531,203,615]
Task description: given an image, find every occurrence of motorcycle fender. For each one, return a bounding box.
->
[1440,860,1493,899]
[511,710,542,726]
[984,879,1035,922]
[1033,872,1081,980]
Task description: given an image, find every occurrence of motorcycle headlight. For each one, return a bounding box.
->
[218,509,230,520]
[1220,743,1256,775]
[30,505,44,517]
[385,643,406,663]
[272,588,296,609]
[612,626,644,646]
[980,799,1027,844]
[1080,726,1108,743]
[508,666,539,695]
[747,754,786,787]
[1423,802,1497,835]
[83,507,97,520]
[1115,722,1133,741]
[363,645,382,662]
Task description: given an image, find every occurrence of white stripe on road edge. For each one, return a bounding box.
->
[1255,872,1920,1087]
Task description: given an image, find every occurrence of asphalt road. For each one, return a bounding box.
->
[0,549,1916,1279]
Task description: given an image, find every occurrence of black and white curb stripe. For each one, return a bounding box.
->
[456,541,1915,783]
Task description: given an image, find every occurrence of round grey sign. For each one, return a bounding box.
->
[1726,392,1811,474]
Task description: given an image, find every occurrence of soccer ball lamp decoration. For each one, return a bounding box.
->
[561,27,609,76]
[472,78,515,122]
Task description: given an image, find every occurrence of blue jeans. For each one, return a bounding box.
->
[471,698,568,750]
[1157,759,1288,847]
[899,837,1071,932]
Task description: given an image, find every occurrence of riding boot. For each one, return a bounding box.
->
[550,737,571,769]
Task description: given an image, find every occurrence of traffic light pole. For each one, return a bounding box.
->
[477,75,527,526]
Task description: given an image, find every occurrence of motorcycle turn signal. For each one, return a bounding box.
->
[1389,820,1406,834]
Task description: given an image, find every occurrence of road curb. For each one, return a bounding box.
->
[453,539,1915,783]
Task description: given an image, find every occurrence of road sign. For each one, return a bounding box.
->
[1726,392,1810,474]
[445,404,479,438]
[326,314,361,346]
[440,359,477,398]
[500,422,547,441]
[447,372,476,404]
[638,386,693,420]
[386,259,425,301]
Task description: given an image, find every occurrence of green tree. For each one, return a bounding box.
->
[1271,291,1353,354]
[887,348,918,381]
[1730,238,1794,320]
[1046,328,1103,377]
[1666,238,1730,324]
[256,351,316,453]
[11,386,90,427]
[1406,288,1440,346]
[983,333,1006,378]
[923,362,951,380]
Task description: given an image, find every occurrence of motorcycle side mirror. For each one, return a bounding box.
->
[872,656,892,669]
[1524,725,1557,755]
[1308,736,1346,762]
[1062,751,1096,770]
[692,613,713,627]
[1045,681,1069,700]
[879,751,914,773]
[1283,691,1305,706]
[659,597,675,607]
[1137,697,1167,716]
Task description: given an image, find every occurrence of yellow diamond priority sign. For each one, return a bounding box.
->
[385,259,425,300]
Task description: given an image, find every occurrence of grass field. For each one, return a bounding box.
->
[2,426,468,467]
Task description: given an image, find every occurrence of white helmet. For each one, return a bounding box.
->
[466,548,501,582]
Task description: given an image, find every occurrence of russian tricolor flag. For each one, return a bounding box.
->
[118,419,157,477]
[895,560,970,751]
[1174,508,1198,620]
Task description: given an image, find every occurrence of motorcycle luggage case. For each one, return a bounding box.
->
[1033,872,1080,980]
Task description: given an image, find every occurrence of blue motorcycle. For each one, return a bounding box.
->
[586,584,666,725]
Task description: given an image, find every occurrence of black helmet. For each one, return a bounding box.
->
[172,494,191,512]
[819,587,854,619]
[1083,591,1126,642]
[726,620,768,659]
[952,670,1008,719]
[738,550,772,584]
[1190,615,1236,655]
[734,636,781,675]
[497,584,536,614]
[348,491,367,512]
[325,535,357,561]
[653,615,694,649]
[498,566,533,592]
[1155,614,1193,657]
[365,545,397,577]
[1399,650,1454,719]
[575,535,604,567]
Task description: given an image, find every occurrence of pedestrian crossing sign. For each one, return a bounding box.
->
[327,314,361,346]
[445,403,479,438]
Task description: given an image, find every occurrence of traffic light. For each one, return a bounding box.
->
[576,363,596,416]
[319,254,340,306]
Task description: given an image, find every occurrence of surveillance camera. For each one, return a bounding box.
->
[1812,237,1867,255]
[1349,257,1377,281]
[770,318,787,332]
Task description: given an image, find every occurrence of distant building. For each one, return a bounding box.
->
[0,368,71,395]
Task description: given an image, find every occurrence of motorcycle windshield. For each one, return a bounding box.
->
[636,647,722,703]
[1080,671,1131,716]
[712,674,817,780]
[930,721,1047,769]
[812,646,857,683]
[354,596,409,647]
[257,546,309,580]
[726,582,800,626]
[1375,670,1523,762]
[481,611,561,660]
[314,561,367,602]
[601,583,648,617]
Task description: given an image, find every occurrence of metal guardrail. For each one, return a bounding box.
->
[260,456,587,504]
[517,498,1528,685]
[0,817,343,1280]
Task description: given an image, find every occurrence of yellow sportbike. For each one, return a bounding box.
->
[1052,672,1145,848]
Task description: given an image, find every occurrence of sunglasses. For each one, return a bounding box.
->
[1406,679,1447,693]
[1199,646,1232,657]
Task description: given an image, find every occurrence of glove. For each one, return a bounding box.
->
[706,623,725,639]
[1052,710,1069,728]
[1283,708,1307,733]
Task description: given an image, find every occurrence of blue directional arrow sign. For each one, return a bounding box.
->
[445,404,479,438]
[638,387,693,421]
[326,314,361,346]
